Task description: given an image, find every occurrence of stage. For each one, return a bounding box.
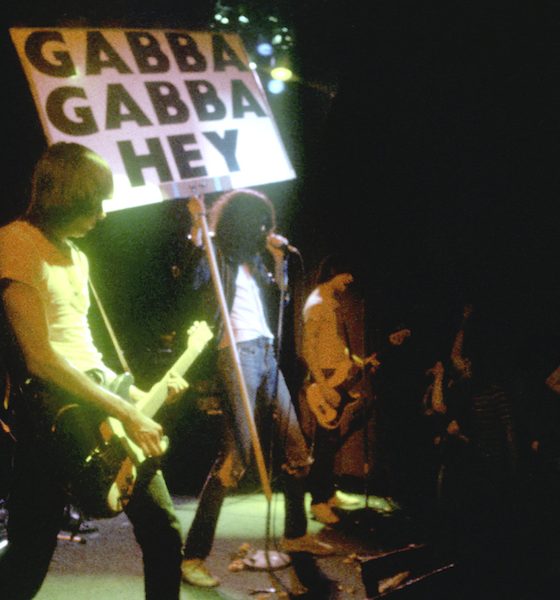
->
[3,486,557,599]
[7,492,383,599]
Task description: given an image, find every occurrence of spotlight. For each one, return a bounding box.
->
[256,40,273,57]
[270,57,293,81]
[267,79,286,94]
[270,66,292,81]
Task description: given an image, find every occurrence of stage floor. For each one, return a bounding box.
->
[4,488,555,599]
[19,491,414,600]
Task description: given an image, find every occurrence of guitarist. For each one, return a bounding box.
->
[301,254,411,525]
[301,254,368,526]
[0,143,186,600]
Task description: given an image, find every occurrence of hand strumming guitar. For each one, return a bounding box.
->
[318,382,342,408]
[121,406,165,458]
[126,372,188,456]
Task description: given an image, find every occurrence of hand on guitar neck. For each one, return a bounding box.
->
[350,352,381,372]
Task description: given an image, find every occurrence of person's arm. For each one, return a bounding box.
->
[545,365,560,395]
[3,281,166,457]
[450,304,473,378]
[129,372,188,406]
[187,196,205,248]
[266,233,289,292]
[426,361,446,414]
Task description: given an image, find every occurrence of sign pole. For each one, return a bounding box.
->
[192,197,272,501]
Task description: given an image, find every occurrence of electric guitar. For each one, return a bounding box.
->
[39,320,213,518]
[306,328,411,429]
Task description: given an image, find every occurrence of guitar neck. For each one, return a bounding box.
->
[135,345,202,418]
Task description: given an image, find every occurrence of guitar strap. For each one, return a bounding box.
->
[88,278,132,376]
[66,239,132,376]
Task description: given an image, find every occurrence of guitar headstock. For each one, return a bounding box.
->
[187,320,214,351]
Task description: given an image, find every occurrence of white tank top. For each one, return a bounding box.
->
[221,263,274,348]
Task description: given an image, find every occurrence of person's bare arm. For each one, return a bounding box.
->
[426,361,446,414]
[451,305,473,378]
[187,196,205,248]
[266,233,289,292]
[3,281,165,457]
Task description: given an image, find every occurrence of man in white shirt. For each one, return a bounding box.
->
[301,254,363,525]
[0,142,185,599]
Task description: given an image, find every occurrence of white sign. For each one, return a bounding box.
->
[10,28,295,211]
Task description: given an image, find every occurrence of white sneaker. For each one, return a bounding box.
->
[311,502,340,525]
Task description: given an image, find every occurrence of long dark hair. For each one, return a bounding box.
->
[210,188,276,263]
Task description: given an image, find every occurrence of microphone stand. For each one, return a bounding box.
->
[194,198,272,502]
[193,198,293,578]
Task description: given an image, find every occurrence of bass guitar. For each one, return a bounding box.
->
[306,328,411,429]
[41,320,213,518]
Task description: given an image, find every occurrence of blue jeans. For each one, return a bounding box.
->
[183,337,312,560]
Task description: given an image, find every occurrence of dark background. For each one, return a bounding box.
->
[2,2,559,471]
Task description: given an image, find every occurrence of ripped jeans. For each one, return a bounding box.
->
[183,337,312,560]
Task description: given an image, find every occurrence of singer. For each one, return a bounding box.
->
[179,189,333,589]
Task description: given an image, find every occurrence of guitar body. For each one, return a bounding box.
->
[52,403,137,518]
[41,372,143,518]
[29,320,213,519]
[305,328,412,430]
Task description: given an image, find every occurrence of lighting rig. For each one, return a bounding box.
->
[209,1,295,95]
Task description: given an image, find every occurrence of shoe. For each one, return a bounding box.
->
[367,495,400,513]
[181,558,220,588]
[77,521,98,534]
[311,502,340,525]
[280,533,335,556]
[328,490,361,509]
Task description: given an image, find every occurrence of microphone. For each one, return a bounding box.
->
[267,233,299,254]
[280,241,300,254]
